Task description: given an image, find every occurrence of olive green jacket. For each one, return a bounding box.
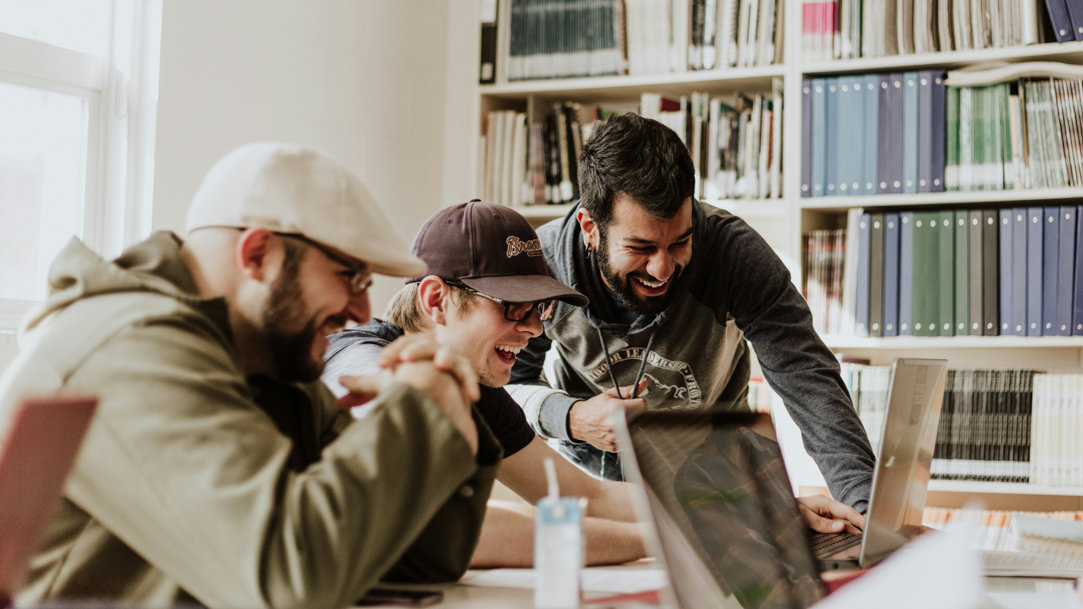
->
[0,232,501,609]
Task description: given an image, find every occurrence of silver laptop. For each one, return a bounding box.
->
[612,358,947,609]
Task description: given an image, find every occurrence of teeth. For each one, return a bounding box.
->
[496,345,522,355]
[636,277,666,289]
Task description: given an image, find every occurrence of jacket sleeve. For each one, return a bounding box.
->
[61,311,497,609]
[707,215,876,511]
[507,332,580,442]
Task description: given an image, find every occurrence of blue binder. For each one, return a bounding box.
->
[917,71,935,193]
[801,79,812,197]
[1011,208,1027,336]
[899,211,915,335]
[1045,0,1077,41]
[902,71,919,194]
[883,213,900,336]
[954,210,969,335]
[1056,206,1076,335]
[929,71,947,192]
[838,75,865,196]
[856,212,871,336]
[1043,207,1060,335]
[1027,207,1044,336]
[1066,0,1083,39]
[1074,205,1083,334]
[938,209,955,335]
[811,78,827,197]
[999,209,1013,335]
[862,74,880,195]
[825,77,840,197]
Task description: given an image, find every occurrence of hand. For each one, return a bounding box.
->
[568,380,648,452]
[796,495,866,534]
[376,334,480,402]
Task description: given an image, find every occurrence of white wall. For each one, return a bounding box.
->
[154,0,455,310]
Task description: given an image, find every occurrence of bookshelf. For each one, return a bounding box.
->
[471,0,1083,510]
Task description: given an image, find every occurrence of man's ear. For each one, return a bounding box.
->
[235,228,279,282]
[417,276,452,325]
[577,207,599,251]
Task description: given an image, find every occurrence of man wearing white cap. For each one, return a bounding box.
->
[0,143,501,609]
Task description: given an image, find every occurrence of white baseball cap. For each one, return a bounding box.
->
[184,142,426,277]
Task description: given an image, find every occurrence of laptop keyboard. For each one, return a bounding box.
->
[811,532,863,558]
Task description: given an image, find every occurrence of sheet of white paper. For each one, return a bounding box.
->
[460,567,667,593]
[811,530,984,609]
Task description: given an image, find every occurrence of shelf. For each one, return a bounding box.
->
[930,480,1083,496]
[800,41,1083,75]
[824,335,1083,349]
[798,187,1083,212]
[515,203,574,220]
[480,65,786,101]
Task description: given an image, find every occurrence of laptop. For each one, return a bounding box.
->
[0,395,97,607]
[612,358,947,609]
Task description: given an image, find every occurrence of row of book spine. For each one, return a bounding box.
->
[804,205,1083,338]
[923,508,1083,552]
[800,70,1083,198]
[479,0,784,84]
[842,365,1083,486]
[801,0,1068,64]
[479,89,783,207]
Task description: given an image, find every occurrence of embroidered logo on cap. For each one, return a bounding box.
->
[506,236,542,258]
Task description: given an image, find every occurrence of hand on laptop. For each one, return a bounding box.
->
[797,495,865,534]
[568,380,648,452]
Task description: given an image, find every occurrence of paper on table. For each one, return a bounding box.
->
[460,567,667,594]
[811,530,984,609]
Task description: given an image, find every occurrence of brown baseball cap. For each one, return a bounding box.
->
[410,200,587,306]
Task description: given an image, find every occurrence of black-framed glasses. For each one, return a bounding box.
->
[448,281,557,322]
[277,233,373,295]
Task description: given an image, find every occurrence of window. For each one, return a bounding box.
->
[0,0,161,329]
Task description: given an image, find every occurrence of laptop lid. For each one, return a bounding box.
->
[615,409,824,609]
[0,395,97,605]
[856,357,947,567]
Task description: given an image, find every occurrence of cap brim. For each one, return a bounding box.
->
[367,253,428,278]
[461,274,588,307]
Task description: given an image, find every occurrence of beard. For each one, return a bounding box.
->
[596,230,682,316]
[261,255,324,383]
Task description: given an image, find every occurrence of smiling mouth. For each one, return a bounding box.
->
[495,345,522,364]
[633,276,668,293]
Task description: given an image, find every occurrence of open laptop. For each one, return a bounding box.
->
[0,395,97,607]
[613,358,947,609]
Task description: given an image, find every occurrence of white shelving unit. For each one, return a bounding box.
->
[473,2,1083,511]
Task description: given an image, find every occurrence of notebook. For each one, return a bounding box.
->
[0,395,97,607]
[612,358,947,609]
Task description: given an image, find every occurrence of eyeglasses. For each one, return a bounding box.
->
[448,281,557,322]
[277,233,373,295]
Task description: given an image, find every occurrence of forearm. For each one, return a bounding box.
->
[469,501,646,568]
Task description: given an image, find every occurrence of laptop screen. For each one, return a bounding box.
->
[617,410,824,609]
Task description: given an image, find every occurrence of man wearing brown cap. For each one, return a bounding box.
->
[323,200,649,567]
[0,143,500,609]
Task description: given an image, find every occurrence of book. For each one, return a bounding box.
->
[1066,0,1083,39]
[479,0,499,84]
[869,213,885,336]
[968,210,983,335]
[954,210,970,335]
[801,79,813,197]
[812,78,828,197]
[912,211,941,336]
[902,71,920,193]
[998,209,1013,335]
[1011,208,1028,335]
[982,209,999,335]
[917,71,935,193]
[929,71,947,192]
[1027,207,1044,336]
[825,77,840,196]
[899,211,915,335]
[878,73,905,194]
[938,209,956,335]
[1042,206,1060,335]
[1074,204,1083,334]
[862,74,880,195]
[1056,206,1076,335]
[1043,0,1077,41]
[883,212,900,336]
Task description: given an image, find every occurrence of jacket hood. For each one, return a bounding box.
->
[22,231,206,334]
[544,201,708,336]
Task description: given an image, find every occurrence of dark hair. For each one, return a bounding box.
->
[577,113,695,230]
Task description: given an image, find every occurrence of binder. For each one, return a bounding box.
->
[1066,0,1083,39]
[801,79,813,197]
[1074,205,1083,334]
[883,213,901,336]
[912,211,940,336]
[1011,208,1028,336]
[953,210,969,335]
[479,0,499,83]
[902,71,919,194]
[1042,207,1060,336]
[929,71,947,192]
[838,75,865,195]
[917,71,935,193]
[856,212,872,336]
[811,78,827,197]
[862,74,880,195]
[998,209,1013,335]
[982,209,999,336]
[869,213,885,337]
[825,77,841,196]
[938,209,955,336]
[1056,206,1076,335]
[885,73,905,193]
[1044,0,1077,41]
[877,74,900,193]
[968,210,983,336]
[898,211,915,335]
[1027,207,1044,336]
